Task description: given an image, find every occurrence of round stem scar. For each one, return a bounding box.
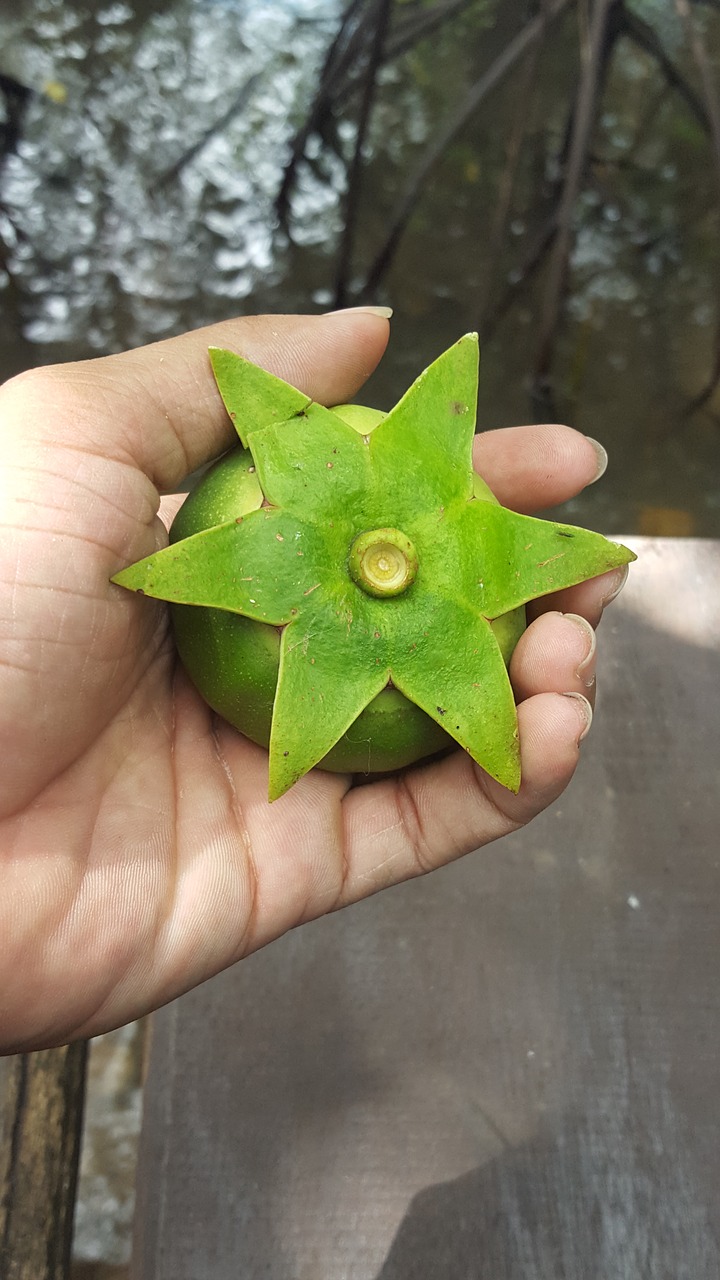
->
[349,528,418,598]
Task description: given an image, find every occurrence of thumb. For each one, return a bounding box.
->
[10,310,391,493]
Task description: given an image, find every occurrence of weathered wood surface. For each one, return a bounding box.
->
[0,1043,88,1280]
[133,537,720,1279]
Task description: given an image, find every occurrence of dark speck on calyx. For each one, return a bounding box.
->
[451,401,467,415]
[437,706,446,715]
[283,750,289,757]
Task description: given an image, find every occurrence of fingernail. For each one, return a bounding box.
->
[324,305,393,319]
[585,437,608,483]
[562,692,593,742]
[564,612,596,686]
[600,562,629,607]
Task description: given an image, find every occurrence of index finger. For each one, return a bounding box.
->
[473,423,606,513]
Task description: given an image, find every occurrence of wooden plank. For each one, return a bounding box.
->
[0,1043,88,1280]
[132,538,720,1279]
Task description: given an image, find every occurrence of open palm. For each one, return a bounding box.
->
[0,312,622,1053]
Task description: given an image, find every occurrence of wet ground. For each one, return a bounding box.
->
[1,0,719,1270]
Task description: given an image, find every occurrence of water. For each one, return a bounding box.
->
[2,0,719,535]
[2,1,719,1270]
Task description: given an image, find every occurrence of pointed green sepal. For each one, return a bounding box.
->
[390,597,520,790]
[368,333,478,524]
[457,501,637,618]
[268,602,390,799]
[209,347,312,448]
[247,402,373,525]
[111,509,336,624]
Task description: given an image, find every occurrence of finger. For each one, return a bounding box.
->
[7,311,391,493]
[158,493,187,531]
[473,424,606,513]
[510,611,597,706]
[339,691,591,900]
[526,563,629,628]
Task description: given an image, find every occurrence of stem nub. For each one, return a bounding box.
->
[349,528,418,598]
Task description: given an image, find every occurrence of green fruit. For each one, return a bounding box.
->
[112,335,635,800]
[167,419,526,776]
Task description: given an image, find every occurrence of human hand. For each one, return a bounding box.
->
[0,312,625,1052]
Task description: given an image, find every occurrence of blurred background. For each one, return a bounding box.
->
[2,0,720,536]
[1,0,719,1274]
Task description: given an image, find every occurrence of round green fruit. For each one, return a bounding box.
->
[169,402,526,775]
[112,335,635,800]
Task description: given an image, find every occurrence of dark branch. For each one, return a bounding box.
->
[620,6,711,134]
[358,0,575,300]
[276,0,369,230]
[480,213,559,341]
[153,73,263,190]
[334,0,394,308]
[477,34,544,328]
[533,0,622,385]
[384,0,476,63]
[674,0,720,410]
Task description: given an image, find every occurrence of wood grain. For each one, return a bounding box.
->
[0,1044,88,1280]
[131,537,720,1279]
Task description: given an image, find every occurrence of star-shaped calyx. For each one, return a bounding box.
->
[112,335,635,800]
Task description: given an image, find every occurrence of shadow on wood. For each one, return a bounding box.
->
[131,537,720,1278]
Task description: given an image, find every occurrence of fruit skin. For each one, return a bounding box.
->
[169,403,526,774]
